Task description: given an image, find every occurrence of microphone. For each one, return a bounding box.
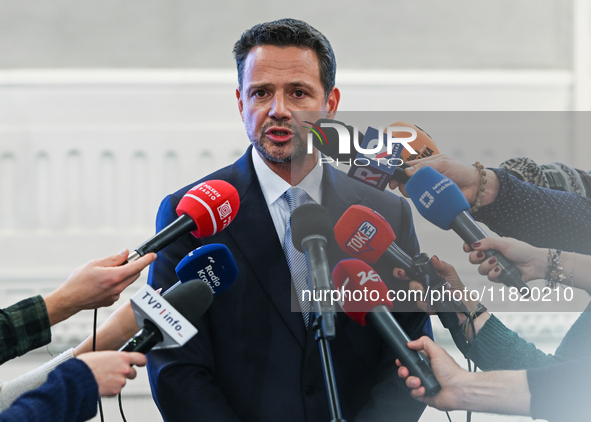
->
[311,118,439,188]
[174,244,239,296]
[332,259,441,397]
[291,203,337,339]
[120,279,213,353]
[405,166,530,297]
[126,180,240,262]
[334,205,468,329]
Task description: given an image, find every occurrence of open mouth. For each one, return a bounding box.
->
[266,127,292,142]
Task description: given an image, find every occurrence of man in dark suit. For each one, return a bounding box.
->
[147,18,430,422]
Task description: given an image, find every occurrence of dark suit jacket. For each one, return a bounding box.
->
[147,147,430,422]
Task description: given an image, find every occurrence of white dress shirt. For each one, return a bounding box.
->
[251,147,323,247]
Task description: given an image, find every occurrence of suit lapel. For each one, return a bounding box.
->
[225,148,307,348]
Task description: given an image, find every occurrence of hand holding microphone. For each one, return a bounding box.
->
[467,237,549,285]
[126,180,240,262]
[332,259,441,397]
[405,166,530,297]
[388,153,501,207]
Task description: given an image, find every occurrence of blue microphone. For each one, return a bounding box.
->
[406,166,530,297]
[175,244,239,296]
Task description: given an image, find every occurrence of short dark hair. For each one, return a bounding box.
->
[233,18,336,101]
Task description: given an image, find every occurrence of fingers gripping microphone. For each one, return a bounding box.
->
[127,180,240,262]
[334,205,468,332]
[332,259,441,397]
[175,244,239,296]
[405,166,530,297]
[120,279,213,353]
[291,203,337,339]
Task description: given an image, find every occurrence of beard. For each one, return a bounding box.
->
[247,120,307,164]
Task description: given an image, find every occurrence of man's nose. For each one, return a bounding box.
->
[269,93,290,120]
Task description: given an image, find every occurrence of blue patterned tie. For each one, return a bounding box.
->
[282,187,311,328]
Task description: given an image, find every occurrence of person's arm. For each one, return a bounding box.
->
[0,349,74,412]
[0,351,146,422]
[405,257,574,370]
[0,297,51,365]
[42,249,156,326]
[73,300,139,356]
[397,336,531,416]
[469,236,591,295]
[146,194,242,422]
[0,358,98,422]
[0,251,154,366]
[0,299,146,411]
[389,154,591,254]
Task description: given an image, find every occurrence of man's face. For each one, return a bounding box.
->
[236,45,339,165]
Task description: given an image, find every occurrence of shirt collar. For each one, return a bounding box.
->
[251,147,323,206]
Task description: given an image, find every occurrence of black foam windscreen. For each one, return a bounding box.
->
[291,203,335,252]
[163,279,214,325]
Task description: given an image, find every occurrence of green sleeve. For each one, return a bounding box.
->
[0,296,52,365]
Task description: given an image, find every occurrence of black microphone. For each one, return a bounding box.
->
[332,259,441,397]
[291,203,337,339]
[119,280,213,353]
[406,167,530,297]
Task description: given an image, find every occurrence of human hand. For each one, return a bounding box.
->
[77,351,147,396]
[466,237,547,283]
[395,256,478,312]
[396,336,470,411]
[389,154,500,207]
[44,250,156,325]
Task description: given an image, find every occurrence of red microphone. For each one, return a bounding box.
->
[332,259,441,397]
[127,180,240,262]
[334,205,418,276]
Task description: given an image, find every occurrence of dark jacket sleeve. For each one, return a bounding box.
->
[0,296,51,365]
[474,169,591,254]
[528,357,591,421]
[0,359,98,422]
[468,302,591,371]
[146,194,242,422]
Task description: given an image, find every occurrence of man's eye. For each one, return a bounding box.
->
[254,90,266,97]
[294,90,305,98]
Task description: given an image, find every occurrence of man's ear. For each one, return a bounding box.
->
[236,88,244,121]
[325,87,340,119]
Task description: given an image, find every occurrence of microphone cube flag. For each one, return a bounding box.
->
[177,180,240,238]
[334,205,396,264]
[405,166,470,230]
[332,259,393,326]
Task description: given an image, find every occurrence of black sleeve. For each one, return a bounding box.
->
[474,169,591,254]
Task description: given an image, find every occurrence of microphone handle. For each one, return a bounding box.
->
[133,214,197,258]
[390,163,411,183]
[119,320,164,354]
[301,235,337,339]
[367,307,441,397]
[450,211,530,297]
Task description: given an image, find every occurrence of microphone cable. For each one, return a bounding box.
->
[93,308,105,422]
